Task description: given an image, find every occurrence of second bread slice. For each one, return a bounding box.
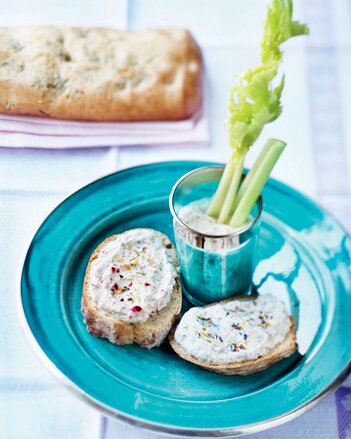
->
[169,294,297,375]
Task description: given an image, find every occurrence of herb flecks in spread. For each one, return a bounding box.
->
[174,294,290,363]
[88,229,177,323]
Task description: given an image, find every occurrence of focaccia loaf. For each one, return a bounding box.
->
[0,27,202,121]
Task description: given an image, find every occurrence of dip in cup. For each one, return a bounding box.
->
[169,166,262,306]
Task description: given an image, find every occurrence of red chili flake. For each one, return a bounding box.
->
[128,281,133,287]
[111,266,120,273]
[144,282,151,286]
[239,344,245,350]
[131,305,142,312]
[114,283,119,290]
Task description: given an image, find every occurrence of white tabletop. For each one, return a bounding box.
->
[1,0,351,438]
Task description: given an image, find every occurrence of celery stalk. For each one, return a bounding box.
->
[206,0,308,224]
[207,155,236,217]
[230,138,286,227]
[218,154,245,224]
[232,138,279,212]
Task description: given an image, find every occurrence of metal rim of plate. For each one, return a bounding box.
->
[17,160,351,437]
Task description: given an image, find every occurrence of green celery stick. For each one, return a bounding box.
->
[207,0,308,224]
[218,154,245,224]
[232,138,279,212]
[207,155,236,217]
[230,138,286,227]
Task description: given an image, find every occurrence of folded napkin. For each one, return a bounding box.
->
[0,105,208,148]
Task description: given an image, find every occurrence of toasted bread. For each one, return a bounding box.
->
[82,229,182,348]
[169,296,297,375]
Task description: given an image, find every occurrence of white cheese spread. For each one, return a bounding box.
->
[174,294,290,363]
[88,229,177,323]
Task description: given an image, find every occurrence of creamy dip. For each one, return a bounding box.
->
[177,198,240,251]
[88,229,177,323]
[174,294,290,363]
[179,198,238,236]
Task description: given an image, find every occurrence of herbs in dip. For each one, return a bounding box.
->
[88,229,177,323]
[174,294,290,363]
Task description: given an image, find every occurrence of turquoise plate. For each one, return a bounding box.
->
[19,161,351,436]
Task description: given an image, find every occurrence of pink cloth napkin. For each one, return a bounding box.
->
[0,105,208,148]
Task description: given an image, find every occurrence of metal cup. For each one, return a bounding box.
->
[169,166,262,306]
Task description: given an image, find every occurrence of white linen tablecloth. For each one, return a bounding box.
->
[1,0,351,438]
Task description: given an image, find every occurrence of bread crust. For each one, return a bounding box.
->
[169,297,297,375]
[0,27,203,121]
[82,229,182,348]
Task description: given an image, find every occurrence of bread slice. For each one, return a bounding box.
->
[82,229,182,348]
[169,297,297,375]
